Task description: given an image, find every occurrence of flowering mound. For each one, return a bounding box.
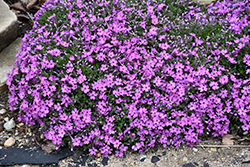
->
[7,0,250,157]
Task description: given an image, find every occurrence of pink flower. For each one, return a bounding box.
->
[219,75,228,84]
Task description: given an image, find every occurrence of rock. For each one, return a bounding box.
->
[243,131,248,135]
[3,118,16,131]
[204,162,210,167]
[4,137,15,147]
[0,38,22,94]
[0,108,7,114]
[151,156,160,163]
[183,156,188,162]
[139,154,147,162]
[25,139,29,144]
[16,122,24,128]
[4,117,9,122]
[162,151,166,156]
[21,165,31,167]
[101,157,109,166]
[193,148,198,152]
[210,148,217,152]
[40,133,44,139]
[0,0,18,53]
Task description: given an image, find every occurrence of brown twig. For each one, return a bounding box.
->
[0,155,7,160]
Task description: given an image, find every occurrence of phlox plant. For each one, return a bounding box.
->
[7,0,250,157]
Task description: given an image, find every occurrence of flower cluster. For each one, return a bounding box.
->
[7,0,250,157]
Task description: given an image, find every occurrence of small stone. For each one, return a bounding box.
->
[140,158,146,162]
[4,117,9,122]
[204,162,210,167]
[187,150,192,154]
[16,122,24,128]
[193,148,198,152]
[25,139,29,144]
[40,133,44,139]
[101,157,109,166]
[0,108,6,115]
[183,156,188,162]
[3,118,16,131]
[139,154,147,162]
[243,131,248,135]
[210,148,217,153]
[4,137,15,147]
[21,165,30,167]
[18,143,23,147]
[162,151,166,156]
[151,156,160,163]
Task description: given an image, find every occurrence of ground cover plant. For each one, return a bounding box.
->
[7,0,250,157]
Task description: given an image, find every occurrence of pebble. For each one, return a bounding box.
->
[193,148,198,152]
[4,117,9,122]
[204,162,210,167]
[21,165,31,167]
[139,154,147,162]
[0,108,7,115]
[3,118,16,131]
[4,137,15,148]
[151,156,160,163]
[210,148,217,153]
[25,139,29,144]
[40,133,44,139]
[243,131,248,135]
[183,156,188,162]
[16,122,24,128]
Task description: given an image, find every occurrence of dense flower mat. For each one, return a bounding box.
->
[7,0,250,157]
